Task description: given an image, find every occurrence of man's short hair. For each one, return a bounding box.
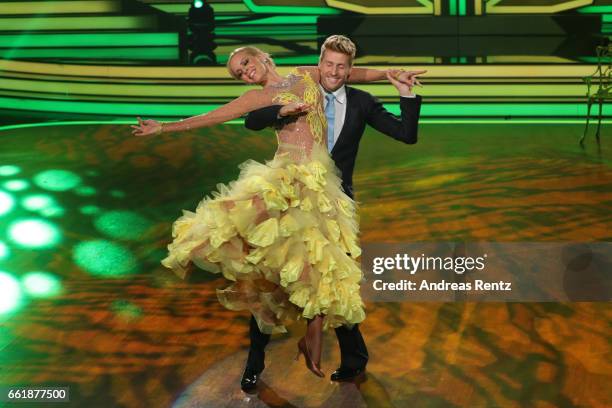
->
[320,35,356,66]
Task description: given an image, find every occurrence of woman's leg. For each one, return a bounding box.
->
[297,314,325,377]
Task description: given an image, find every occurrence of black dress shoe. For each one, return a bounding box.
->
[240,367,262,392]
[330,367,366,382]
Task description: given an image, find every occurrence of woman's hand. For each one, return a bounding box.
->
[279,101,311,117]
[386,69,427,96]
[131,117,162,137]
[387,69,426,88]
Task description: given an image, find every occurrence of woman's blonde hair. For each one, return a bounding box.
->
[320,35,356,66]
[226,46,275,79]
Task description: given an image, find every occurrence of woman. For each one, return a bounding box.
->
[132,46,409,377]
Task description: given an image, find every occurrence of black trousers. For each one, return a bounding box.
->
[246,315,368,373]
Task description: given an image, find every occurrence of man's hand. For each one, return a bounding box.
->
[279,101,311,117]
[386,69,427,97]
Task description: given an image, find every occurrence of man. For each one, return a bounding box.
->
[240,35,423,391]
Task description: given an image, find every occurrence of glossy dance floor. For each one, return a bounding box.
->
[0,122,610,407]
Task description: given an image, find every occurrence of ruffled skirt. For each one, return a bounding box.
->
[161,143,365,334]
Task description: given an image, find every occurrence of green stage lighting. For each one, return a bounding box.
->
[2,180,29,192]
[111,299,143,321]
[0,166,20,177]
[0,327,11,350]
[94,211,152,240]
[0,241,9,261]
[40,206,66,218]
[33,170,81,192]
[194,0,204,8]
[0,190,15,215]
[73,240,138,277]
[74,186,97,196]
[21,194,56,211]
[0,272,22,314]
[8,219,62,248]
[79,205,101,215]
[22,272,62,298]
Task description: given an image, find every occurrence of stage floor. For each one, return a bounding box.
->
[0,122,610,407]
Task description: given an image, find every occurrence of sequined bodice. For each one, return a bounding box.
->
[271,70,327,161]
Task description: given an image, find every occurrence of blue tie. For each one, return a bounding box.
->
[324,93,335,152]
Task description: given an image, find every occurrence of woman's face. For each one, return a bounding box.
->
[229,51,267,85]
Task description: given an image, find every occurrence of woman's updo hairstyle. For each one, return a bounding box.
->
[226,46,275,79]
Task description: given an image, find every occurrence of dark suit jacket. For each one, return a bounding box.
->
[245,87,422,199]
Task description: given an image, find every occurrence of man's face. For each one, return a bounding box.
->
[318,49,352,92]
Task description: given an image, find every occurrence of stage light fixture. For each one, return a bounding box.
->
[187,0,217,65]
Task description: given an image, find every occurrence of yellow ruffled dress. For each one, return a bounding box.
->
[162,69,365,334]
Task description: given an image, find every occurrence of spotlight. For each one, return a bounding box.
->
[187,0,217,65]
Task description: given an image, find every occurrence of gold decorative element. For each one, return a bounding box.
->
[301,70,326,146]
[273,69,326,146]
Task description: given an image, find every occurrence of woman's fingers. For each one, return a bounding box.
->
[297,103,311,112]
[403,70,427,76]
[388,69,401,77]
[398,70,427,82]
[132,117,159,136]
[131,122,150,136]
[386,71,401,86]
[398,73,423,88]
[282,101,311,115]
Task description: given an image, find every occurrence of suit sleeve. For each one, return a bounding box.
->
[245,105,284,130]
[365,94,422,144]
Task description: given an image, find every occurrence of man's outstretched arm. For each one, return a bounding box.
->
[245,102,312,131]
[245,105,283,130]
[365,72,422,144]
[366,95,422,144]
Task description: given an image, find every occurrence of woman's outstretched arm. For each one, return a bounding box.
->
[132,88,275,137]
[296,65,425,85]
[348,67,427,84]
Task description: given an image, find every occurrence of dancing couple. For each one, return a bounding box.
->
[132,35,423,391]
